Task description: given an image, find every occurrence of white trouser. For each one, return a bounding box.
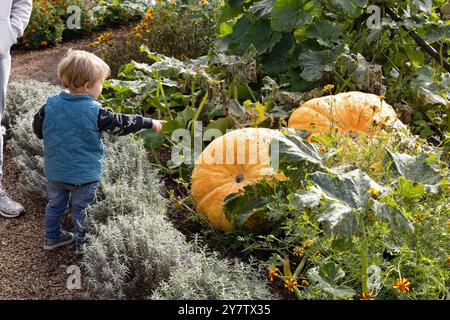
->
[0,54,11,183]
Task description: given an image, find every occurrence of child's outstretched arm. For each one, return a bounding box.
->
[98,108,159,135]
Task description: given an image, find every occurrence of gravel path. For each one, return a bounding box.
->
[0,150,84,299]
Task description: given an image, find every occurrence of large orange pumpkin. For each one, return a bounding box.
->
[288,91,400,136]
[191,128,282,231]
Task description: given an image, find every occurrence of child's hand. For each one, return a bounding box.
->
[152,120,165,133]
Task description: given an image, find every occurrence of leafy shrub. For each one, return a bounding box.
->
[84,212,189,299]
[19,0,65,49]
[94,0,220,76]
[93,0,148,25]
[6,81,60,199]
[19,0,97,49]
[152,243,275,300]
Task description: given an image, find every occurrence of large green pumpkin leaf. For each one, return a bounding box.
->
[221,14,282,56]
[290,186,322,210]
[138,129,164,150]
[305,169,413,238]
[411,0,433,15]
[270,133,324,177]
[219,0,247,22]
[271,0,320,32]
[410,66,449,106]
[317,202,361,239]
[331,0,368,17]
[371,200,414,233]
[383,149,442,187]
[307,262,356,298]
[305,20,344,47]
[249,0,275,18]
[223,180,275,229]
[425,24,450,43]
[308,170,382,209]
[299,45,349,82]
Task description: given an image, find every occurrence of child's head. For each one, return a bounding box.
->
[57,49,110,98]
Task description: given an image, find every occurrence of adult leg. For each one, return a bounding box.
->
[0,53,11,181]
[0,54,24,218]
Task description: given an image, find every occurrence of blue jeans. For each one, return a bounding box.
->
[44,180,97,248]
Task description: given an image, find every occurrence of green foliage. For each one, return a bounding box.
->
[217,0,450,138]
[95,1,220,76]
[216,131,449,300]
[93,0,148,25]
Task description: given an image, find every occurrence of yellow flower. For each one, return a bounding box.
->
[268,268,280,282]
[379,95,385,101]
[303,239,315,247]
[293,246,305,257]
[324,84,334,91]
[284,278,297,292]
[393,278,411,293]
[368,187,381,200]
[145,7,154,19]
[447,256,450,265]
[319,145,327,153]
[300,279,309,287]
[274,171,288,182]
[359,293,375,300]
[200,0,207,6]
[369,161,382,179]
[311,251,321,262]
[171,0,177,5]
[40,40,48,46]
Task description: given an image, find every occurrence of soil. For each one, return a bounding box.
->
[0,26,133,300]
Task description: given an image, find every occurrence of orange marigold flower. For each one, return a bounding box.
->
[393,278,411,293]
[284,278,297,292]
[268,268,280,282]
[293,246,305,257]
[359,293,375,300]
[40,40,48,46]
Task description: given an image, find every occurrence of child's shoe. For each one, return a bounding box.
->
[44,230,74,250]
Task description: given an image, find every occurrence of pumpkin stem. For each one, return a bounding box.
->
[235,173,245,183]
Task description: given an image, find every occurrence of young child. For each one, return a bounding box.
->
[32,49,164,253]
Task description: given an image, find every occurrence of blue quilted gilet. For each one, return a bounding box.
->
[43,91,104,184]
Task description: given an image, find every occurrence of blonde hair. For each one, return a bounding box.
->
[57,49,111,89]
